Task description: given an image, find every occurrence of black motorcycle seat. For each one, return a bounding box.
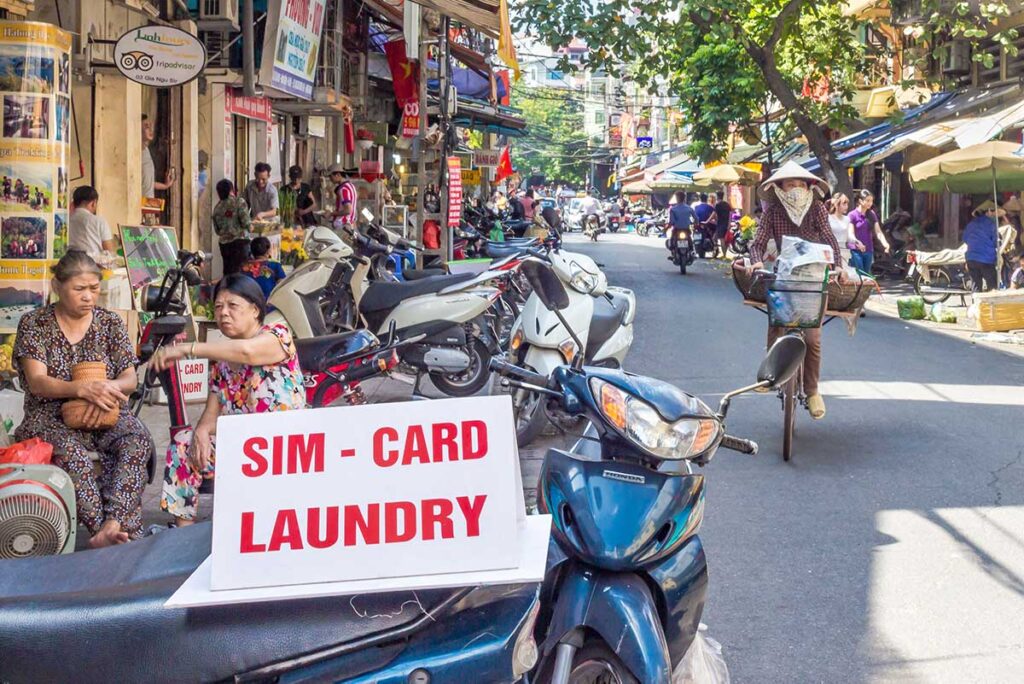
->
[587,292,630,358]
[360,273,476,314]
[294,329,378,373]
[0,523,464,683]
[485,243,535,259]
[490,238,537,246]
[403,268,447,280]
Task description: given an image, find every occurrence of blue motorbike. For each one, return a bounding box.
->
[492,259,806,683]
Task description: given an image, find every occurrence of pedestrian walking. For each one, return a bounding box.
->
[963,201,999,292]
[828,193,855,264]
[714,192,732,259]
[847,190,890,274]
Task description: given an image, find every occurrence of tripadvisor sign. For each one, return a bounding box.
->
[114,26,206,88]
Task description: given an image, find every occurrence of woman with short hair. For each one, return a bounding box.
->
[152,274,305,526]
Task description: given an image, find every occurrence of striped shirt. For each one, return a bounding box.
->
[334,181,357,225]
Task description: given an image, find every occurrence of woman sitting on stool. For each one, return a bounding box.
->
[152,274,305,526]
[13,252,154,548]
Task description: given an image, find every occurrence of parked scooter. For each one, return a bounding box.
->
[493,258,807,683]
[505,246,635,446]
[0,522,542,682]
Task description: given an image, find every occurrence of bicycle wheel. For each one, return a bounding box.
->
[782,375,796,462]
[914,269,952,304]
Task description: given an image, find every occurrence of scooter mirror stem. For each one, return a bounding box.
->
[551,307,586,369]
[717,380,772,417]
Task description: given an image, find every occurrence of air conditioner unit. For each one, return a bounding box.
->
[199,0,240,31]
[941,41,972,76]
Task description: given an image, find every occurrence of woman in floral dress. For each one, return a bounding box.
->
[14,252,154,548]
[152,274,304,526]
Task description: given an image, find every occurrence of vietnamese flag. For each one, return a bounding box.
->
[384,38,418,108]
[495,146,514,182]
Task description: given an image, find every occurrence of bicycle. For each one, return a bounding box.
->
[741,272,859,462]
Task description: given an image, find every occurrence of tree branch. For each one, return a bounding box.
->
[765,0,806,52]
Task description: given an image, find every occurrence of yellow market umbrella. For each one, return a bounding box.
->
[691,163,761,187]
[909,141,1024,194]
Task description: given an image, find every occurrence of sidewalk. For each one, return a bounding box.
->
[865,280,1024,359]
[136,374,567,535]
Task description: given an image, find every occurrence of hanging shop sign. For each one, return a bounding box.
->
[461,168,481,185]
[401,101,420,139]
[260,0,328,100]
[447,157,463,228]
[307,116,327,138]
[473,149,501,167]
[0,21,72,333]
[636,136,653,149]
[113,25,206,88]
[225,87,272,124]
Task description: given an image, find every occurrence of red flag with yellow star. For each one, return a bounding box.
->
[495,146,514,182]
[384,38,418,108]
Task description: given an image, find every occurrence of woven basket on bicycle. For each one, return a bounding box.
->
[734,263,876,313]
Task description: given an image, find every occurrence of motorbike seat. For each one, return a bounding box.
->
[294,329,378,373]
[0,523,466,683]
[491,238,537,246]
[403,268,447,281]
[360,273,476,314]
[586,292,631,359]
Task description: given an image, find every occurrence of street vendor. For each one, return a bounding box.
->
[243,162,279,221]
[152,274,305,526]
[13,252,154,548]
[963,201,999,292]
[745,161,844,421]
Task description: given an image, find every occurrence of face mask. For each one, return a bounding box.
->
[776,185,814,226]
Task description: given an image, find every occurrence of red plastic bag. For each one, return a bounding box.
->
[0,438,53,465]
[423,220,440,249]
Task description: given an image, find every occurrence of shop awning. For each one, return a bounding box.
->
[412,0,501,38]
[364,0,492,73]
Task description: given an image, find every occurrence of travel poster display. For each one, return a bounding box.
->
[0,21,72,332]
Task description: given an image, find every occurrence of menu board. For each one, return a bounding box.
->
[119,224,179,309]
[0,21,72,333]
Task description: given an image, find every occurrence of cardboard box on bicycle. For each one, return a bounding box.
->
[973,289,1024,332]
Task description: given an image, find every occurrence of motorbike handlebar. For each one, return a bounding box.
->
[720,434,759,455]
[488,357,549,388]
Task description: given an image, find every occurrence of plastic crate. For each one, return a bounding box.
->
[767,279,828,328]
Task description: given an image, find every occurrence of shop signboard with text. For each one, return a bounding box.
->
[260,0,328,100]
[114,25,206,88]
[0,21,72,333]
[473,149,501,167]
[447,157,463,228]
[225,88,272,124]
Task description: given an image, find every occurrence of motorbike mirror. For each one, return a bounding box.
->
[757,335,806,388]
[520,259,570,311]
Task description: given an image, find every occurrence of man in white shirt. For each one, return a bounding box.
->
[141,114,176,199]
[68,185,116,256]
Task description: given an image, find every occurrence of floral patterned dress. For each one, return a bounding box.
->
[161,324,305,519]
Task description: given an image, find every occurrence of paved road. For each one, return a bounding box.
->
[560,232,1024,683]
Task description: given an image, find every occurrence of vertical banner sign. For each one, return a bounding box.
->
[260,0,328,100]
[401,101,420,139]
[447,157,462,228]
[0,21,72,333]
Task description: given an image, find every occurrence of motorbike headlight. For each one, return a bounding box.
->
[591,379,720,460]
[568,261,598,294]
[677,230,689,239]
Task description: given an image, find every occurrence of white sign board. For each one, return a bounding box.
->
[473,149,501,167]
[260,0,328,100]
[209,395,521,591]
[114,26,206,88]
[176,359,209,403]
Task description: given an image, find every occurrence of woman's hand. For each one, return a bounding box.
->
[151,344,189,372]
[190,423,213,473]
[76,380,128,412]
[745,261,764,276]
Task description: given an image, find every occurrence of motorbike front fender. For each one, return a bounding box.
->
[522,344,565,376]
[543,564,671,683]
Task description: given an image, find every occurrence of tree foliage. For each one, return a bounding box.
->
[511,86,590,186]
[514,0,1016,196]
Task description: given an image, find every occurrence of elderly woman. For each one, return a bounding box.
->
[746,161,844,421]
[153,274,304,526]
[14,252,154,548]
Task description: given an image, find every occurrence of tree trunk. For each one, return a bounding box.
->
[748,46,854,199]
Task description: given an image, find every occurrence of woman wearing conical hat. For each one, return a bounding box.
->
[745,161,845,420]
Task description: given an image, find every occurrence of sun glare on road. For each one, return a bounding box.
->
[819,381,1024,407]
